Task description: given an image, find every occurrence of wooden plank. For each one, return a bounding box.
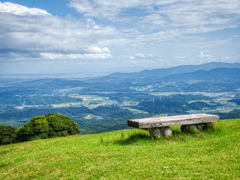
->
[128,114,217,124]
[127,114,219,129]
[129,114,215,122]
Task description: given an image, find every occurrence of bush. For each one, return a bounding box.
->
[0,125,17,145]
[16,113,80,142]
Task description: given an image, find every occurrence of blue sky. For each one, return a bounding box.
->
[0,0,240,76]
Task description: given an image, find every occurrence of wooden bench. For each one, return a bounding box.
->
[128,114,219,137]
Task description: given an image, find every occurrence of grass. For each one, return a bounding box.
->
[0,119,240,179]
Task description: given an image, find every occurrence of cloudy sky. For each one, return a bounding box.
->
[0,0,240,75]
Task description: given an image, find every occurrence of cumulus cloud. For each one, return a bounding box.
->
[0,2,50,15]
[0,2,116,60]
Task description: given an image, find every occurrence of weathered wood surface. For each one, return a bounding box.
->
[128,114,219,129]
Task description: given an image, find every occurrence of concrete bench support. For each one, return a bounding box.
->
[149,127,172,138]
[128,114,219,138]
[181,122,213,132]
[181,124,201,132]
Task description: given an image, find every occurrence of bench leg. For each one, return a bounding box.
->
[149,127,172,138]
[181,123,213,132]
[181,124,202,132]
[160,127,172,137]
[149,128,161,138]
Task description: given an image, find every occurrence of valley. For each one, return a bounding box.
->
[1,62,240,134]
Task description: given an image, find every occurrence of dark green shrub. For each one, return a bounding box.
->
[0,125,17,145]
[16,113,80,142]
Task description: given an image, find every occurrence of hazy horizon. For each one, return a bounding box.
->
[1,61,240,80]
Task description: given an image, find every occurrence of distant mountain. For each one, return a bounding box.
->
[134,62,240,78]
[9,62,240,89]
[161,68,240,82]
[103,62,240,79]
[96,62,240,83]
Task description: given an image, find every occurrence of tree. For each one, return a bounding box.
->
[16,113,80,142]
[0,125,17,145]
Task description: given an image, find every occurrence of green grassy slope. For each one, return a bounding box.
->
[0,119,240,179]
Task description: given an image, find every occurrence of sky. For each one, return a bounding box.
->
[0,0,240,76]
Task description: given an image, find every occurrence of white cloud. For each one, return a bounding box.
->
[86,47,110,53]
[0,1,240,68]
[0,2,50,16]
[129,53,155,59]
[219,56,230,60]
[68,0,240,21]
[66,0,240,55]
[0,2,116,60]
[198,51,212,58]
[68,0,240,36]
[40,53,112,60]
[135,53,145,59]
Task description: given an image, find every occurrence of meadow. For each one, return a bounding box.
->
[0,119,240,179]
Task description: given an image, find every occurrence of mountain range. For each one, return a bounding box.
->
[94,62,240,84]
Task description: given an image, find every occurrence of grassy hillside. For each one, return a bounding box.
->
[0,119,240,179]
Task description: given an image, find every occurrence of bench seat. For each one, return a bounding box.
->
[128,114,219,137]
[128,114,219,129]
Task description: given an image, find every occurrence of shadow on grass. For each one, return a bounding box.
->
[114,132,151,145]
[112,129,183,145]
[108,126,219,146]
